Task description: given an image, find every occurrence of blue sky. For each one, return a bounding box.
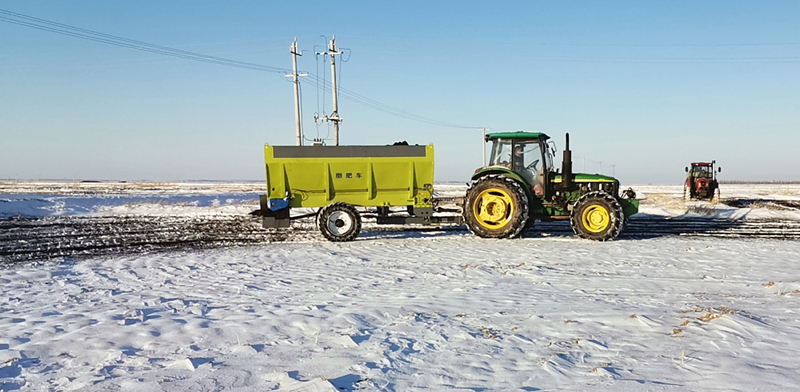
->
[1,1,798,183]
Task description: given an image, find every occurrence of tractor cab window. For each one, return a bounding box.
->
[488,139,514,167]
[692,165,712,178]
[488,139,542,172]
[513,142,543,173]
[488,138,546,195]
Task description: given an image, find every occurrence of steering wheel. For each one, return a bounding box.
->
[526,159,540,171]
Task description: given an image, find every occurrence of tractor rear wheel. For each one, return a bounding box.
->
[570,191,624,241]
[520,217,536,237]
[317,202,362,242]
[463,174,529,239]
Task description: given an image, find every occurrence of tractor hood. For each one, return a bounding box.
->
[551,173,618,183]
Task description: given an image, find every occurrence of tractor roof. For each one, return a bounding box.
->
[485,131,549,141]
[691,162,714,166]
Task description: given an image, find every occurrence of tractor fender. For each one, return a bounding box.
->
[471,168,534,201]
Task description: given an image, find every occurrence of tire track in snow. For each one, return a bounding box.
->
[0,215,315,264]
[2,214,800,265]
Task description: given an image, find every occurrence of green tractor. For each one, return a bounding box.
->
[463,132,639,241]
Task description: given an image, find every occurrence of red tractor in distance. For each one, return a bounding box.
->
[685,161,721,201]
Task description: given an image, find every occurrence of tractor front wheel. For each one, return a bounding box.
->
[570,191,624,241]
[463,174,529,239]
[317,202,362,242]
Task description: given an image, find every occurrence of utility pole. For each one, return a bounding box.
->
[611,164,616,177]
[319,36,343,146]
[287,38,307,146]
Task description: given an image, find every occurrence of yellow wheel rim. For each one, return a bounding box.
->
[581,204,610,233]
[473,187,514,229]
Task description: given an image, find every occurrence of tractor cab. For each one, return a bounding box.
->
[684,161,721,201]
[485,132,554,196]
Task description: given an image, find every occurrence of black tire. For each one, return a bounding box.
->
[520,217,536,238]
[463,174,529,239]
[570,191,624,241]
[317,202,361,242]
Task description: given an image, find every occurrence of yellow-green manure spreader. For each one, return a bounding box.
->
[259,143,462,241]
[259,132,638,241]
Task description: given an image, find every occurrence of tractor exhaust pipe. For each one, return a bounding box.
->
[561,133,574,190]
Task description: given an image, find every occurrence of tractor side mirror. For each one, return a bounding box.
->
[718,167,722,173]
[685,167,688,173]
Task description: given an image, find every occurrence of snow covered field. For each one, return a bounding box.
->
[2,181,800,391]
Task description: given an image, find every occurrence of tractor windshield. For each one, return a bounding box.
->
[692,165,713,179]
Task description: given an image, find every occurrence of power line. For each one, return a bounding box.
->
[0,9,292,73]
[339,34,800,48]
[303,74,479,129]
[510,54,800,64]
[534,42,800,47]
[0,9,484,129]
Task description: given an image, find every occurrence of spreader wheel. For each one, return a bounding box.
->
[570,191,624,241]
[463,174,529,239]
[317,202,362,242]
